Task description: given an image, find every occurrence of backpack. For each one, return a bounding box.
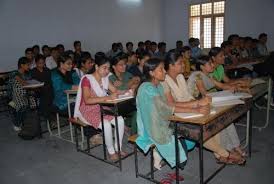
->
[18,110,41,140]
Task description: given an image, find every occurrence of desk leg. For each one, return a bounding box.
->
[248,108,253,158]
[199,126,204,184]
[100,106,107,160]
[243,110,250,148]
[114,105,122,171]
[67,93,74,143]
[265,77,272,129]
[174,122,180,184]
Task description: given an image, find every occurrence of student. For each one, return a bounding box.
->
[56,44,65,55]
[154,42,167,59]
[128,51,150,81]
[163,52,245,165]
[42,45,51,58]
[181,46,192,77]
[136,58,197,169]
[74,56,127,160]
[11,57,32,131]
[25,48,35,69]
[189,38,202,59]
[106,43,121,59]
[257,33,268,57]
[175,40,183,53]
[125,52,138,71]
[109,53,140,91]
[126,42,134,55]
[117,42,124,52]
[74,54,94,79]
[109,53,140,134]
[32,45,40,58]
[209,47,251,93]
[149,41,157,56]
[135,41,145,56]
[187,56,247,158]
[51,56,80,112]
[144,40,151,52]
[31,54,53,117]
[221,41,238,66]
[228,34,241,59]
[73,40,84,66]
[45,47,60,70]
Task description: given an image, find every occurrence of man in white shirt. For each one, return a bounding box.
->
[46,47,59,69]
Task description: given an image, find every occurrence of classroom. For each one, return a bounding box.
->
[0,0,274,184]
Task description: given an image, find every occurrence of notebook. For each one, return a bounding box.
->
[23,80,44,88]
[106,94,134,102]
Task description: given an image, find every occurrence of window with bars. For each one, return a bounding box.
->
[189,1,225,49]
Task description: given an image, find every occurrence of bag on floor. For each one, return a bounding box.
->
[18,110,40,140]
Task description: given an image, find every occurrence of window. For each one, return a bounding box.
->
[189,1,225,48]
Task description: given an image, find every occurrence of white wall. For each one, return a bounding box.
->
[162,0,274,51]
[0,0,163,72]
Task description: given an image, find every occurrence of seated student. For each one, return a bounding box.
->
[189,38,202,59]
[154,42,167,60]
[32,45,40,58]
[51,56,80,113]
[128,51,150,81]
[42,45,51,58]
[209,47,251,93]
[181,46,192,77]
[74,56,127,161]
[126,42,134,55]
[125,52,138,71]
[242,37,253,59]
[162,52,245,165]
[228,34,241,59]
[221,41,239,67]
[74,54,94,79]
[109,53,140,134]
[109,53,140,91]
[144,40,151,53]
[149,41,158,56]
[25,48,35,69]
[56,44,65,56]
[136,58,197,170]
[257,33,269,57]
[31,54,53,117]
[106,43,121,59]
[187,56,247,158]
[11,57,32,131]
[46,47,60,70]
[135,41,145,56]
[73,41,85,66]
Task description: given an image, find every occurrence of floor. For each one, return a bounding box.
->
[0,105,273,184]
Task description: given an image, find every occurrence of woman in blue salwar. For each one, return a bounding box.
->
[136,58,196,170]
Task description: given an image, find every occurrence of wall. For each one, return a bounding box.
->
[162,0,274,51]
[0,0,163,72]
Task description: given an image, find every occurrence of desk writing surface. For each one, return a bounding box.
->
[65,89,77,94]
[169,105,234,125]
[99,97,134,105]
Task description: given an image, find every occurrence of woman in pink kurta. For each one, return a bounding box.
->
[74,55,127,161]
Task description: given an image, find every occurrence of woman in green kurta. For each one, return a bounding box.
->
[136,58,195,168]
[109,53,140,134]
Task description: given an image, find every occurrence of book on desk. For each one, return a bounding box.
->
[106,94,134,102]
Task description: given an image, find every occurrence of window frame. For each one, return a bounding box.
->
[189,0,225,48]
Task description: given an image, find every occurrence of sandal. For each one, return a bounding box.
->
[215,151,246,165]
[119,151,128,157]
[160,178,173,184]
[109,153,118,161]
[166,172,184,181]
[233,147,247,158]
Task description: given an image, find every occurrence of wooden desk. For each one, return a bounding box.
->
[170,98,253,184]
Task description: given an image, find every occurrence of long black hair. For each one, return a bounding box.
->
[209,47,222,58]
[57,55,75,84]
[88,52,110,74]
[164,51,182,71]
[143,58,163,81]
[195,55,211,71]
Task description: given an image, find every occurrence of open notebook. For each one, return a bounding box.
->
[175,108,216,119]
